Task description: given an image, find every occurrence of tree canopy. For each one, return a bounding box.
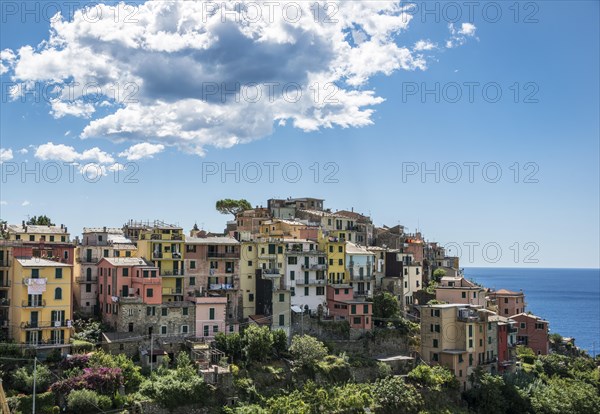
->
[26,215,55,225]
[216,199,252,216]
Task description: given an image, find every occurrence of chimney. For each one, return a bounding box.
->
[61,224,64,229]
[103,226,107,232]
[22,220,25,229]
[65,227,68,233]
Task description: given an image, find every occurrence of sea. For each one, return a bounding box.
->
[463,267,600,357]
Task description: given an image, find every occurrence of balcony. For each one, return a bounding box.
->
[75,276,98,283]
[0,298,10,306]
[25,339,67,349]
[208,283,236,291]
[23,277,48,285]
[457,308,481,322]
[163,287,183,295]
[262,268,280,277]
[301,264,327,271]
[161,269,184,277]
[296,279,326,286]
[480,357,498,366]
[22,299,46,308]
[136,277,161,285]
[78,256,99,264]
[0,280,10,288]
[20,320,70,330]
[150,233,183,241]
[207,252,238,259]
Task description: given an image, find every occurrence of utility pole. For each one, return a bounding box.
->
[149,333,154,374]
[32,356,37,414]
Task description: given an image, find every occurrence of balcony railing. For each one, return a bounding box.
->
[22,277,48,285]
[25,339,66,348]
[22,299,46,308]
[161,269,184,276]
[301,264,327,271]
[78,256,99,263]
[262,268,280,276]
[296,279,326,286]
[163,287,183,295]
[207,252,238,259]
[0,298,10,306]
[75,277,98,283]
[136,277,161,285]
[21,320,70,329]
[150,233,183,240]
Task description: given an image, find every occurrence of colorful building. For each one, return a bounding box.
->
[10,258,73,354]
[490,314,518,373]
[489,289,527,317]
[325,284,372,331]
[435,276,487,306]
[345,242,375,297]
[420,304,497,391]
[282,239,327,314]
[512,312,549,355]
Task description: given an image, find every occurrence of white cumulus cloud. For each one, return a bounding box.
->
[0,148,13,163]
[21,200,31,206]
[446,23,478,48]
[119,143,165,160]
[35,142,114,164]
[5,1,477,156]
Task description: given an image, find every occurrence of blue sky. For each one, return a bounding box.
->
[0,1,598,268]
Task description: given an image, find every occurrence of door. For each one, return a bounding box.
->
[30,311,38,328]
[122,285,129,297]
[175,278,182,294]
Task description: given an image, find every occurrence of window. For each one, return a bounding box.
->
[85,284,91,293]
[461,292,466,298]
[458,354,464,363]
[469,354,473,366]
[204,326,210,336]
[213,325,219,333]
[147,307,156,316]
[162,308,168,316]
[161,326,167,335]
[279,293,285,302]
[181,325,189,334]
[432,353,439,362]
[290,270,295,280]
[147,288,153,297]
[55,287,62,300]
[103,249,109,257]
[291,287,295,296]
[248,245,253,251]
[329,259,333,265]
[338,246,343,253]
[304,287,309,296]
[288,257,297,265]
[29,235,35,241]
[329,245,333,253]
[190,261,196,269]
[351,305,356,314]
[123,268,129,277]
[468,325,473,337]
[535,323,545,330]
[55,268,63,279]
[433,339,438,348]
[353,317,361,324]
[520,322,526,329]
[338,259,343,266]
[183,307,189,316]
[316,287,325,295]
[32,269,39,278]
[248,260,253,266]
[469,339,473,348]
[249,293,254,302]
[363,304,369,313]
[504,298,509,303]
[209,308,215,320]
[279,314,285,326]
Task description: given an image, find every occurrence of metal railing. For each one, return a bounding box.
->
[161,269,184,276]
[75,277,98,283]
[20,320,70,329]
[22,299,46,308]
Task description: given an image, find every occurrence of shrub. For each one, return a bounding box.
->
[289,335,328,370]
[12,363,53,393]
[71,340,95,354]
[67,389,104,413]
[50,367,123,396]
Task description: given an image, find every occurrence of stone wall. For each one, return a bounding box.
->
[116,301,196,336]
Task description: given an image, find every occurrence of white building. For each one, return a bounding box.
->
[346,242,375,297]
[282,239,327,314]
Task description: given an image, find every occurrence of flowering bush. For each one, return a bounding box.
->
[50,367,123,396]
[59,354,90,370]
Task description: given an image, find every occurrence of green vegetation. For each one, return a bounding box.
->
[26,215,54,225]
[215,199,252,216]
[372,292,400,325]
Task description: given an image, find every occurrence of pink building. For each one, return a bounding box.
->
[435,276,487,306]
[97,258,161,327]
[489,289,526,316]
[512,313,549,355]
[192,296,229,339]
[326,284,372,331]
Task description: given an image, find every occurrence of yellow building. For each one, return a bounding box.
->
[134,221,185,302]
[10,258,73,353]
[319,233,346,284]
[239,242,258,319]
